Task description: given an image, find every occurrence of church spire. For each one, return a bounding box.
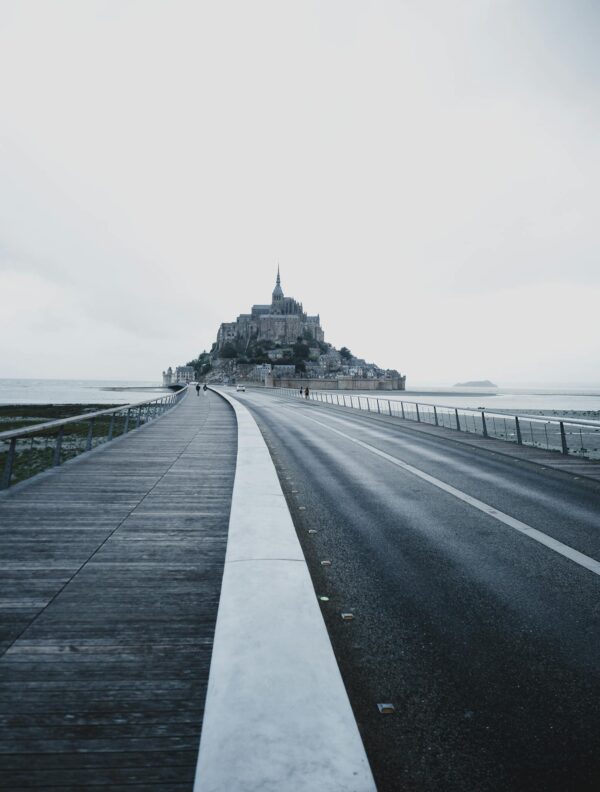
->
[272,264,283,301]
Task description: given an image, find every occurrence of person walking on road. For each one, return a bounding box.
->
[304,386,309,399]
[203,383,208,396]
[195,383,200,396]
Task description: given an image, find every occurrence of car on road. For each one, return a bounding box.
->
[236,384,246,392]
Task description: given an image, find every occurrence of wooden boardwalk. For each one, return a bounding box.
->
[0,390,237,791]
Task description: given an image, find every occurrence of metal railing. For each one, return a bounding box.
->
[0,388,187,490]
[264,387,600,461]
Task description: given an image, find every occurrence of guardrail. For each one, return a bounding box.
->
[0,388,187,490]
[265,387,600,461]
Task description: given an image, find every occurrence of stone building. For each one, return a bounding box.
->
[175,366,195,383]
[162,365,195,386]
[215,269,324,353]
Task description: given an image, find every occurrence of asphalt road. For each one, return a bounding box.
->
[234,389,600,792]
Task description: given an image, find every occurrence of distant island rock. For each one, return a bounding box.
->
[454,380,498,388]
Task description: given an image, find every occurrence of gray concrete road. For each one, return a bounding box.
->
[233,389,600,792]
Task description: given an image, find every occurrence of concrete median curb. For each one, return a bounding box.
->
[194,388,376,792]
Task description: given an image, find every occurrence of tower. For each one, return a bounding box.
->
[272,265,284,311]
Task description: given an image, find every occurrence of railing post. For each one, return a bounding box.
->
[433,405,438,426]
[481,411,488,438]
[515,416,523,445]
[415,404,420,422]
[136,406,142,428]
[107,414,115,441]
[376,399,381,414]
[123,409,130,434]
[1,437,16,489]
[400,402,405,419]
[560,421,568,455]
[53,427,64,467]
[455,409,461,431]
[388,400,392,416]
[86,419,94,451]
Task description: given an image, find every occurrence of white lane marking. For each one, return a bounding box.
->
[297,412,600,578]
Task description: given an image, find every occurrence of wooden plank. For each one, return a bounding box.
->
[0,392,236,788]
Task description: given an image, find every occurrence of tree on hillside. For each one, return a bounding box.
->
[220,342,238,359]
[292,341,310,360]
[339,346,353,361]
[187,351,212,379]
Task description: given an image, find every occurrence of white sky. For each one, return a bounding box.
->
[1,0,599,385]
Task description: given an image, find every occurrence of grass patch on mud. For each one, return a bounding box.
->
[0,404,124,486]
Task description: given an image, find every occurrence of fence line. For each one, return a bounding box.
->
[0,388,187,489]
[258,387,600,461]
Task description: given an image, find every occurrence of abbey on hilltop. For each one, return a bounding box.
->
[215,267,324,353]
[165,269,406,390]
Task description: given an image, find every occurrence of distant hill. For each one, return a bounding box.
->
[454,380,498,388]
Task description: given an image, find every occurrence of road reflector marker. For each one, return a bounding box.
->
[308,529,317,534]
[341,613,354,621]
[299,506,306,510]
[321,560,331,566]
[319,595,329,601]
[377,703,395,714]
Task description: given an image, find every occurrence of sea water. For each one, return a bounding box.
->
[0,378,170,406]
[319,384,600,417]
[3,378,600,416]
[396,385,600,415]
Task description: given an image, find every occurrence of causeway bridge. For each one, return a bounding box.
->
[1,387,600,791]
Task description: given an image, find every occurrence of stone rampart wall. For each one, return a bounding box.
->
[265,376,405,391]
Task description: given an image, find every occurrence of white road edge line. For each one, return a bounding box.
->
[298,411,600,578]
[194,389,376,792]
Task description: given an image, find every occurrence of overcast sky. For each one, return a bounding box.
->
[1,0,599,385]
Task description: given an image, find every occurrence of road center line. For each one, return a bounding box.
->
[296,410,600,578]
